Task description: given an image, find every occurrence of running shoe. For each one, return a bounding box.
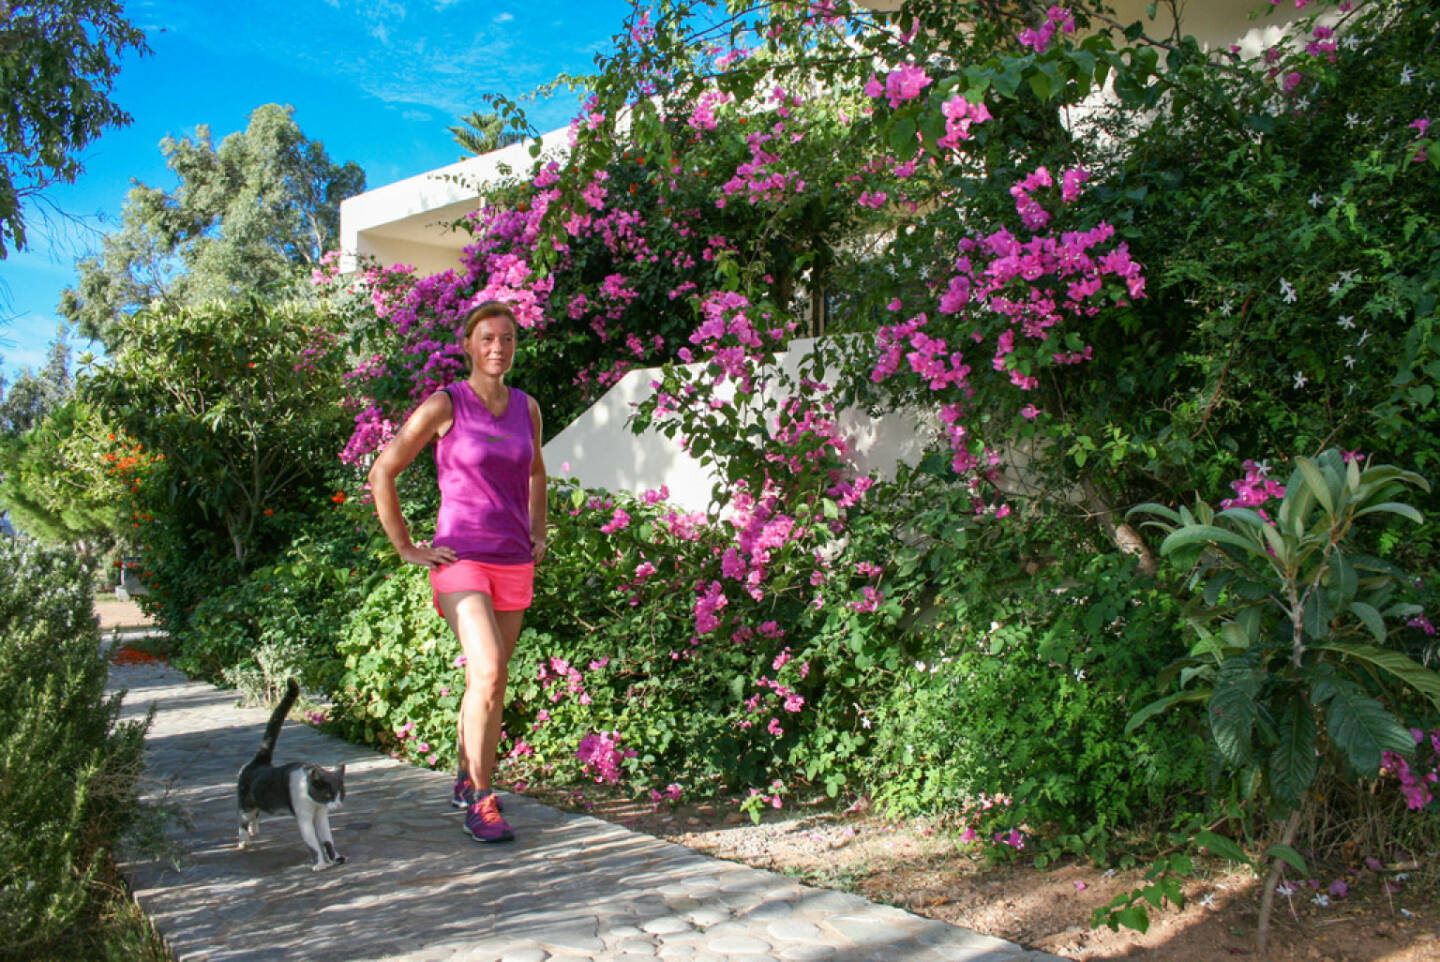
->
[451,775,503,810]
[463,793,514,843]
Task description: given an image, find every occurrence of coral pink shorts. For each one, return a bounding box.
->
[429,560,535,615]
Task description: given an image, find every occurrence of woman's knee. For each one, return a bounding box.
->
[465,665,506,702]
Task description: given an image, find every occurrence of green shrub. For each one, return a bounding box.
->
[0,539,148,956]
[327,470,1205,860]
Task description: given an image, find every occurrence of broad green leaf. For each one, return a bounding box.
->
[1353,502,1424,525]
[1209,663,1260,765]
[1264,844,1309,876]
[1302,590,1332,640]
[1124,689,1207,735]
[1312,642,1440,711]
[1296,457,1334,514]
[1115,904,1149,934]
[1328,552,1358,608]
[1348,601,1386,643]
[1195,830,1251,866]
[1314,677,1414,775]
[1268,695,1317,807]
[1258,521,1289,563]
[1028,71,1052,101]
[1216,507,1268,528]
[1126,501,1180,524]
[992,64,1024,98]
[1202,570,1233,607]
[1160,525,1261,558]
[1281,479,1316,537]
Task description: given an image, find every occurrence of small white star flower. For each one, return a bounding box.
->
[1329,280,1343,295]
[1348,381,1357,395]
[1219,299,1234,317]
[1293,370,1308,389]
[1337,315,1356,329]
[1346,112,1361,128]
[1357,328,1373,345]
[1344,354,1357,369]
[1254,459,1271,476]
[1309,191,1324,208]
[1200,893,1218,909]
[1338,269,1359,283]
[1400,65,1416,85]
[1295,96,1310,111]
[1279,278,1297,303]
[1312,894,1330,908]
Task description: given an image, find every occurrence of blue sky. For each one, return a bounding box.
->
[0,0,635,382]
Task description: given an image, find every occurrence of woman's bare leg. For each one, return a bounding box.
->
[440,591,524,793]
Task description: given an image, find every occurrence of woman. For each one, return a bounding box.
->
[368,301,547,844]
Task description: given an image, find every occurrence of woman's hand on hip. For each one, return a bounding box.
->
[399,544,457,569]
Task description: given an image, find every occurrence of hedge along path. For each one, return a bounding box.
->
[106,655,1066,962]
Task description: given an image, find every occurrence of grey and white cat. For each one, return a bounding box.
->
[236,678,347,870]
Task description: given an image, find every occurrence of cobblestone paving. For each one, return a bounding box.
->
[109,659,1068,962]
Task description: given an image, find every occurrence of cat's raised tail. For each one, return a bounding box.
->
[252,678,300,767]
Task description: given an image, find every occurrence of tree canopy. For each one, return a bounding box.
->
[58,103,366,344]
[0,0,148,257]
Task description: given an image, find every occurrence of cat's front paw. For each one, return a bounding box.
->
[332,854,346,865]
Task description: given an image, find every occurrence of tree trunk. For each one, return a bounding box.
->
[1080,480,1158,576]
[1256,806,1305,956]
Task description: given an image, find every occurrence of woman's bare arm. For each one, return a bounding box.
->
[368,392,458,569]
[528,394,548,562]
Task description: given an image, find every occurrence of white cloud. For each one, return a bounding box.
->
[494,12,514,23]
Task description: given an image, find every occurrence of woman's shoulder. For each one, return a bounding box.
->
[409,385,456,434]
[422,385,457,412]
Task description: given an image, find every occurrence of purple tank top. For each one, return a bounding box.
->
[433,383,535,564]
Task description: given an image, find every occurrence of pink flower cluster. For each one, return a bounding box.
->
[649,782,683,806]
[1018,6,1076,54]
[870,169,1143,479]
[538,655,592,706]
[1219,460,1286,509]
[1380,729,1440,810]
[937,95,992,151]
[575,730,636,785]
[693,580,729,635]
[688,90,733,131]
[718,127,808,208]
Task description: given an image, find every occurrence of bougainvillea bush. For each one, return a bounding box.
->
[117,0,1440,885]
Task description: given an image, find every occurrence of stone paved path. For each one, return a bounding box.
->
[109,658,1069,962]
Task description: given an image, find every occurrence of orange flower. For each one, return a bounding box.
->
[263,508,274,516]
[331,490,347,504]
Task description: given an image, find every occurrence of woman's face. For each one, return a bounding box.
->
[465,315,517,377]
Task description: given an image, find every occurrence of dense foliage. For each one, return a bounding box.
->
[83,298,354,629]
[58,0,1440,906]
[60,103,366,344]
[0,0,148,257]
[0,539,148,956]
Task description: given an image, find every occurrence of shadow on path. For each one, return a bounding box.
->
[109,657,1068,962]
